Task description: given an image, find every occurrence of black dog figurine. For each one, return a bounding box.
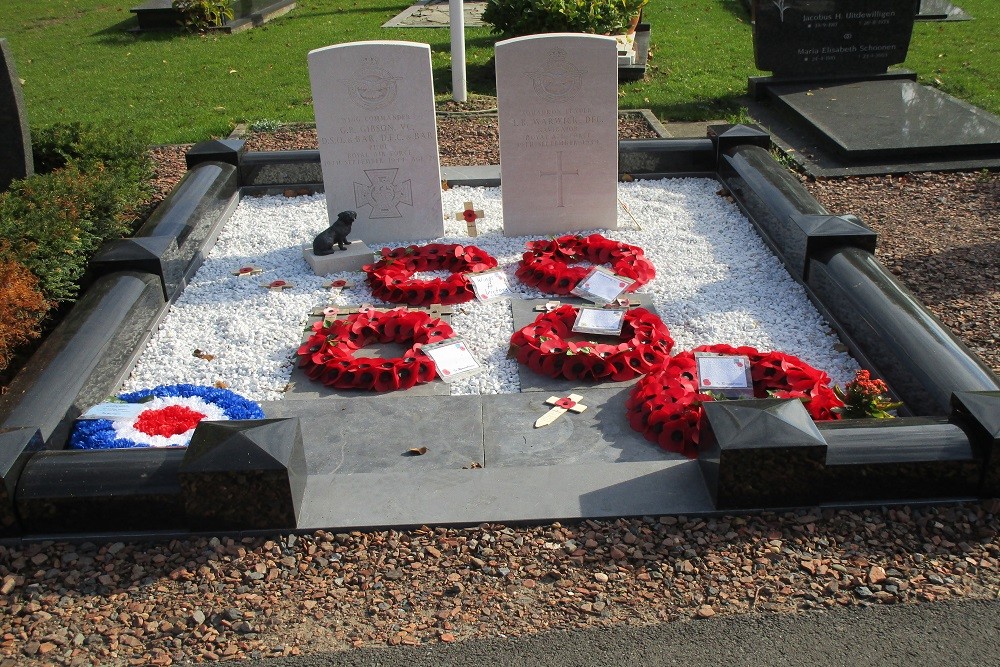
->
[312,210,357,255]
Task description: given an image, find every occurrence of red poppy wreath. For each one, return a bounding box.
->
[625,344,844,458]
[509,305,675,382]
[364,243,499,307]
[296,307,453,391]
[515,234,655,295]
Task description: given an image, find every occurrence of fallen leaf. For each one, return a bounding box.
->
[407,447,428,456]
[193,349,216,361]
[214,380,229,389]
[463,462,483,469]
[441,180,450,190]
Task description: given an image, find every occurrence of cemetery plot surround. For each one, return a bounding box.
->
[2,131,1000,536]
[495,34,619,237]
[308,41,444,245]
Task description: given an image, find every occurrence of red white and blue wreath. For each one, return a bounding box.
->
[69,384,264,450]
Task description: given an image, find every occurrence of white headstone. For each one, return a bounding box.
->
[308,41,444,244]
[495,34,619,237]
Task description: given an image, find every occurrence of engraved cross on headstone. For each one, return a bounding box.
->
[539,150,579,208]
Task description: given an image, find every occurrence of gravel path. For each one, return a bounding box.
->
[3,112,998,666]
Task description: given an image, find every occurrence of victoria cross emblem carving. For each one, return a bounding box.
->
[354,168,413,218]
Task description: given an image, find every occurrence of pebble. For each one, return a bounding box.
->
[4,503,994,663]
[123,180,858,401]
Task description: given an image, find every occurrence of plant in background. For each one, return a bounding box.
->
[833,369,903,419]
[483,0,648,37]
[172,0,234,31]
[0,244,50,371]
[248,119,282,133]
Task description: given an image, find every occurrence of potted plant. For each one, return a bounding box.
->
[483,0,648,38]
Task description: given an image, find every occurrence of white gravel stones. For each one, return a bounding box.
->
[123,179,858,401]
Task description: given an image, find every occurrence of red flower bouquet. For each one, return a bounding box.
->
[515,234,655,295]
[364,243,499,307]
[509,305,675,382]
[296,308,454,391]
[626,344,844,458]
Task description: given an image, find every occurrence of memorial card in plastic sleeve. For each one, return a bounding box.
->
[572,307,626,336]
[422,338,483,383]
[694,352,754,399]
[570,266,634,305]
[465,269,513,302]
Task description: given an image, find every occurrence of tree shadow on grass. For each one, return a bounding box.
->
[717,0,754,23]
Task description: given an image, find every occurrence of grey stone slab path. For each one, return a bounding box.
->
[250,598,1000,667]
[484,385,682,467]
[383,0,486,28]
[261,395,485,474]
[297,459,708,529]
[261,385,703,530]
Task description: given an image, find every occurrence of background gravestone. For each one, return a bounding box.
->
[495,34,619,237]
[0,38,33,191]
[308,41,444,245]
[753,0,918,78]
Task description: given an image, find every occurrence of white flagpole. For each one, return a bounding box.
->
[449,0,467,102]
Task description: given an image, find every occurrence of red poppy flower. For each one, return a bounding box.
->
[510,305,674,383]
[515,234,654,295]
[627,344,844,458]
[364,243,499,307]
[296,308,455,393]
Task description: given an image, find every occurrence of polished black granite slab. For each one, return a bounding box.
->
[0,38,32,190]
[15,449,186,534]
[769,80,1000,159]
[743,92,1000,177]
[752,0,916,77]
[698,399,828,510]
[180,419,307,531]
[822,418,980,501]
[0,428,43,535]
[0,272,166,446]
[951,391,1000,496]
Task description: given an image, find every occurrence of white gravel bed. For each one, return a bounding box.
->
[123,179,859,401]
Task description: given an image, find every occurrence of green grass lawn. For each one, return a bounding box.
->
[1,0,997,144]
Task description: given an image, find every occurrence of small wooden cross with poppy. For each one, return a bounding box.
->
[534,394,588,428]
[232,265,263,277]
[322,278,355,294]
[261,279,294,292]
[455,201,484,237]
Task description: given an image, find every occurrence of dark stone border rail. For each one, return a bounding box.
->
[1,127,998,538]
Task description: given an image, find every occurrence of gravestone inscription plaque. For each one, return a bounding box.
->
[0,38,33,191]
[753,0,918,77]
[495,34,619,237]
[308,41,444,244]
